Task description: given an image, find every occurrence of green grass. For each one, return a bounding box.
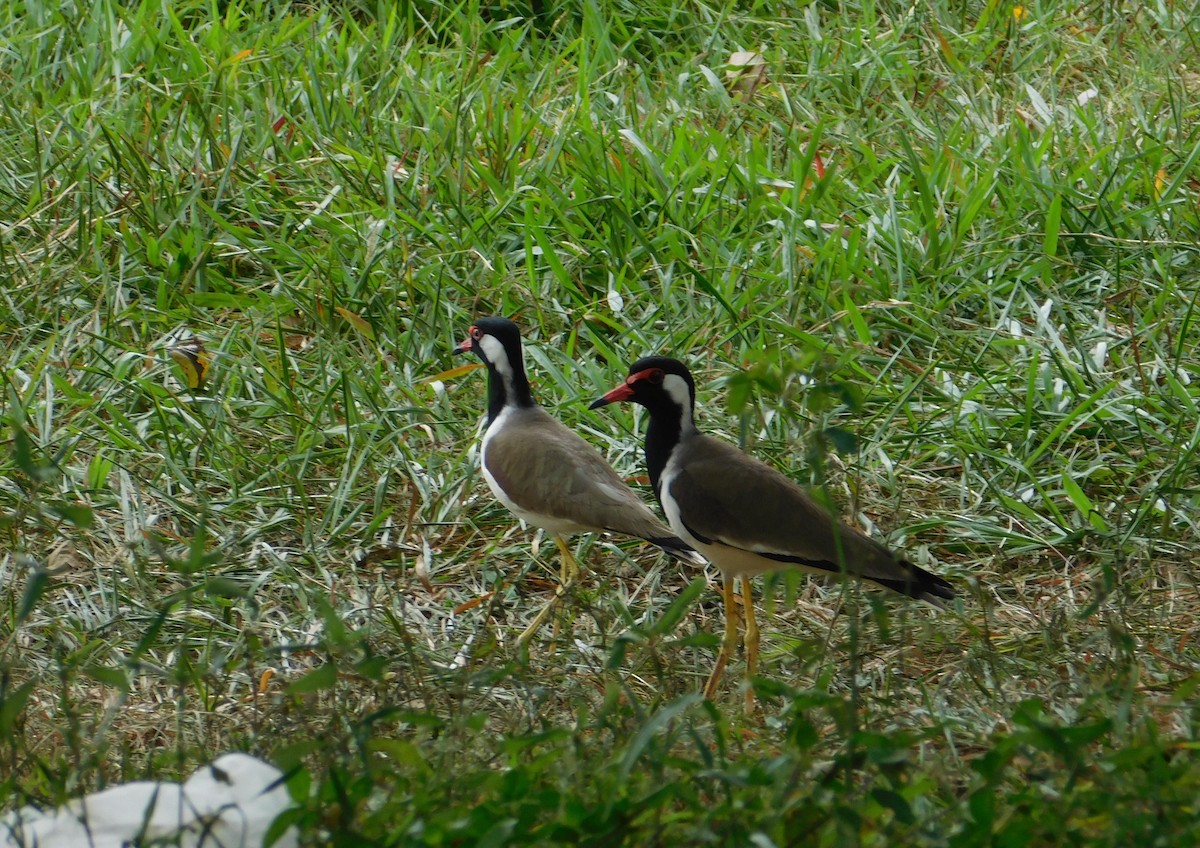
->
[2,0,1200,844]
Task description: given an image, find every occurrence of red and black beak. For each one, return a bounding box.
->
[589,381,635,409]
[456,336,474,354]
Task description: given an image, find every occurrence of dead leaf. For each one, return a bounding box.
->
[415,538,435,594]
[725,51,767,102]
[46,540,87,576]
[257,332,312,350]
[335,306,376,340]
[454,593,495,614]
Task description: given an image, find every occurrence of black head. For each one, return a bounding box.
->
[457,316,533,416]
[457,316,524,367]
[590,356,697,494]
[589,356,695,418]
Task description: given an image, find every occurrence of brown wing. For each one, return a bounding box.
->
[669,435,953,601]
[485,408,685,545]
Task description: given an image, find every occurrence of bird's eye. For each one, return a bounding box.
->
[649,369,665,385]
[470,327,482,340]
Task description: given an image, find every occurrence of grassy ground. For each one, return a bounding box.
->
[2,0,1200,844]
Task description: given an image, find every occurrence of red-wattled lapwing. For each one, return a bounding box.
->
[590,356,954,701]
[458,319,703,643]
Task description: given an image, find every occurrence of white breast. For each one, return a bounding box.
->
[480,407,523,513]
[479,407,588,536]
[659,456,786,579]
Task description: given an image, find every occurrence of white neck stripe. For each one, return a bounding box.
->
[479,333,515,383]
[662,373,696,432]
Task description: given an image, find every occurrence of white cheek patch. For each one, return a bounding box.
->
[478,334,515,382]
[662,373,692,416]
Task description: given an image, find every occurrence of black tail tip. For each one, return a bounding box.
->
[648,536,707,567]
[892,559,955,606]
[907,563,955,604]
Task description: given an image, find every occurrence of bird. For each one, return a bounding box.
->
[457,318,703,643]
[590,356,954,703]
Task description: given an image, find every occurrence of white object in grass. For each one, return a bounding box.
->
[1,753,297,848]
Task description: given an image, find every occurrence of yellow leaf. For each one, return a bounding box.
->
[1154,169,1167,200]
[1012,5,1026,21]
[419,362,484,384]
[335,306,376,340]
[219,49,254,70]
[168,338,210,390]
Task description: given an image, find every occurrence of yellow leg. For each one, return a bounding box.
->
[517,535,577,646]
[704,575,740,700]
[741,577,759,711]
[556,535,580,584]
[550,536,579,641]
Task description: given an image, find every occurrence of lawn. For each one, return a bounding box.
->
[2,0,1200,844]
